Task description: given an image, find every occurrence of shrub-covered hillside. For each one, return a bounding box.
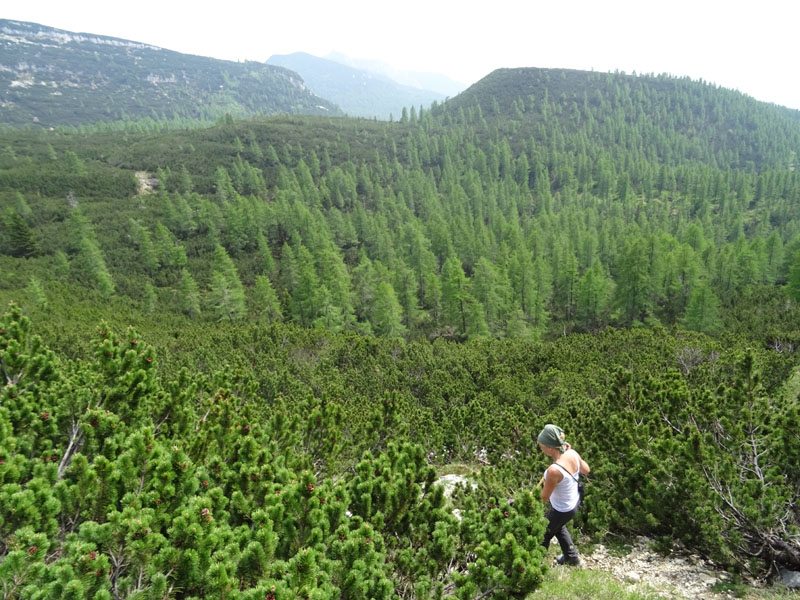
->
[1,296,798,598]
[1,65,800,591]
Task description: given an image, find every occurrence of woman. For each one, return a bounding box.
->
[538,424,590,566]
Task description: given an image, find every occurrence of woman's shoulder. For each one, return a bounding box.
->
[559,450,581,472]
[567,448,582,461]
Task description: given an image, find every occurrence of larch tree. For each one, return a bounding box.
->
[576,264,614,330]
[73,236,115,298]
[253,274,282,322]
[179,268,201,318]
[786,247,800,303]
[614,236,653,325]
[209,245,245,322]
[257,234,276,278]
[27,276,48,310]
[682,281,722,335]
[143,281,158,314]
[312,284,346,333]
[371,280,406,339]
[441,255,469,335]
[5,209,38,258]
[291,244,322,327]
[393,261,425,333]
[129,219,159,274]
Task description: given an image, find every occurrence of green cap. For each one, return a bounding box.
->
[537,424,566,452]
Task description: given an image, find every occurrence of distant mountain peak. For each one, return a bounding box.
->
[324,52,467,98]
[266,52,447,120]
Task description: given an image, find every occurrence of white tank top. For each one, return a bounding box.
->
[543,449,581,512]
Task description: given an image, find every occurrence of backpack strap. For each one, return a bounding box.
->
[553,461,579,482]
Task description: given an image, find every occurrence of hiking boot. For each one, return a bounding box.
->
[556,554,584,567]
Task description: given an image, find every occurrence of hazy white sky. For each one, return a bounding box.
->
[5,0,800,109]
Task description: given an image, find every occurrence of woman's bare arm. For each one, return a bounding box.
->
[541,465,563,502]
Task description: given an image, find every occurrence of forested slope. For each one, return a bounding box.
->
[1,66,800,594]
[3,68,800,343]
[442,67,800,170]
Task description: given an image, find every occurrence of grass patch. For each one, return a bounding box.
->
[528,567,664,600]
[528,565,797,600]
[731,585,800,600]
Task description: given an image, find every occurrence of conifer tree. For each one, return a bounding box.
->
[291,245,321,327]
[64,150,87,175]
[53,250,70,280]
[156,166,171,192]
[153,222,187,270]
[209,245,245,322]
[177,165,194,194]
[528,257,553,334]
[470,258,506,335]
[257,234,276,278]
[393,261,425,333]
[576,264,614,329]
[765,231,784,284]
[660,243,701,322]
[224,197,250,255]
[554,248,579,320]
[179,268,201,317]
[171,192,198,237]
[372,280,406,338]
[65,206,96,252]
[27,276,48,310]
[312,285,347,333]
[129,219,159,273]
[351,251,378,324]
[508,248,533,319]
[786,247,800,302]
[143,281,158,313]
[682,281,722,334]
[253,274,282,322]
[13,191,32,220]
[464,295,490,339]
[315,245,356,329]
[441,255,469,335]
[72,236,115,297]
[614,237,653,324]
[5,209,38,258]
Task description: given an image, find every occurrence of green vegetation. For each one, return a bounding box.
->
[531,568,665,600]
[2,65,800,597]
[532,567,798,600]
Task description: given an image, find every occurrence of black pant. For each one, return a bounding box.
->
[542,506,579,560]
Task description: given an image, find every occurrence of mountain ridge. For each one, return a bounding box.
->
[0,19,343,128]
[266,51,446,120]
[436,66,800,171]
[324,51,467,97]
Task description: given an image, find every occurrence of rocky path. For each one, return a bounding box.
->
[135,171,157,195]
[579,537,749,599]
[436,475,794,598]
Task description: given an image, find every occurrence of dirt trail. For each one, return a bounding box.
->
[578,536,759,599]
[135,171,156,195]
